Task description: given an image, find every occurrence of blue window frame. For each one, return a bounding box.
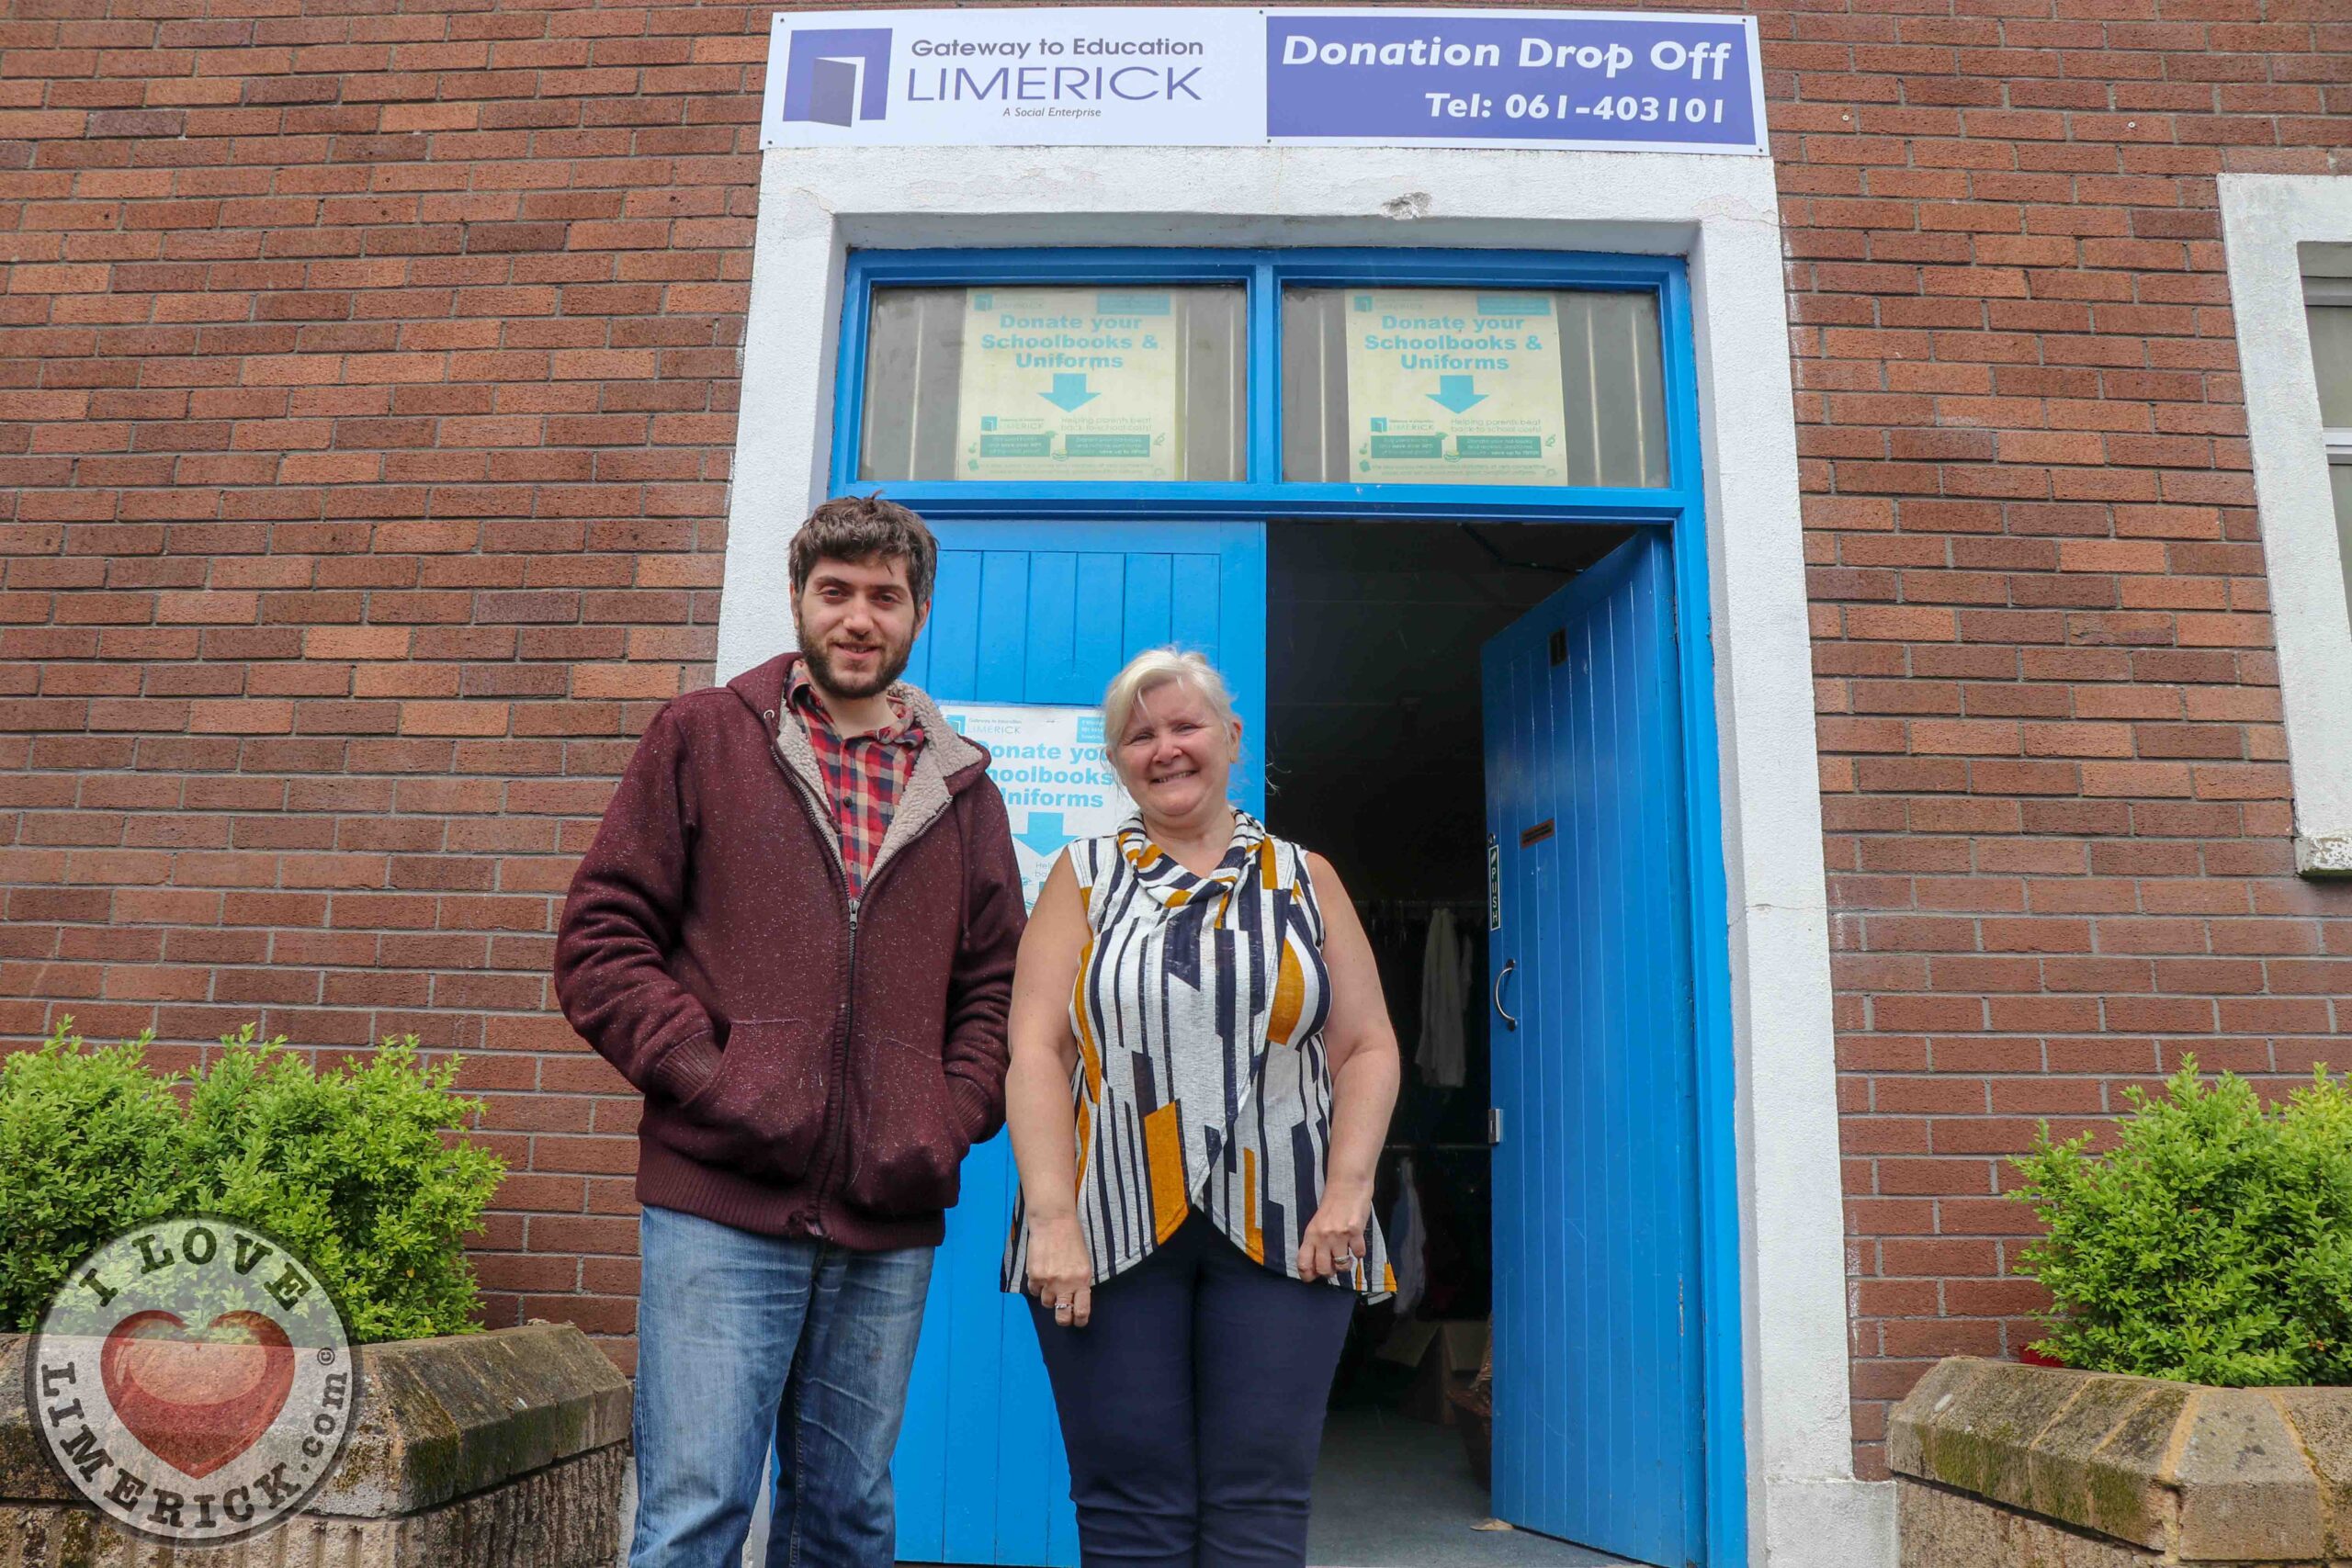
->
[829,245,1748,1567]
[831,247,1699,523]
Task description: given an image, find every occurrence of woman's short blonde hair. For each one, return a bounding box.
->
[1101,649,1239,782]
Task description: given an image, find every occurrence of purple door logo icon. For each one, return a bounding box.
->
[781,28,892,127]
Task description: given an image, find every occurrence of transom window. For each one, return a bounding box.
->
[858,285,1249,484]
[834,252,1686,508]
[1281,286,1667,488]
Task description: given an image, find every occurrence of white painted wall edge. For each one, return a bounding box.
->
[718,141,1884,1568]
[1684,209,1895,1563]
[2218,174,2352,877]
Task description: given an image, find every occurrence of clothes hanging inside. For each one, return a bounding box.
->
[1417,907,1470,1089]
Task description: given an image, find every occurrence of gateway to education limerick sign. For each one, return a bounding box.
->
[761,7,1768,156]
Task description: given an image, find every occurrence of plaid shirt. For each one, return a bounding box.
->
[786,661,925,900]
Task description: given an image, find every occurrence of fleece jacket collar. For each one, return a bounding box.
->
[726,651,989,898]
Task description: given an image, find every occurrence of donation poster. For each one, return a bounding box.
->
[936,702,1134,908]
[956,288,1184,481]
[1343,288,1571,485]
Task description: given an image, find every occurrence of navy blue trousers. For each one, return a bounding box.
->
[1030,1213,1357,1568]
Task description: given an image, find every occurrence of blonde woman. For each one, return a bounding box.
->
[1002,648,1402,1568]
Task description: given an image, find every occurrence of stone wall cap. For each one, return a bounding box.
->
[2175,1388,2326,1560]
[0,1332,74,1503]
[2,1321,630,1518]
[1893,1356,2348,1562]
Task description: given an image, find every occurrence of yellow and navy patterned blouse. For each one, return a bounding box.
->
[1004,811,1394,1299]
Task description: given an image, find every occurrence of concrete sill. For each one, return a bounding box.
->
[1890,1355,2352,1564]
[1,1319,632,1565]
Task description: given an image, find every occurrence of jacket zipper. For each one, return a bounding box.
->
[810,850,926,1222]
[759,704,934,1234]
[818,892,860,1220]
[762,706,854,1235]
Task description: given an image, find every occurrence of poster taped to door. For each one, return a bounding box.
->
[936,702,1133,908]
[1344,288,1570,485]
[956,288,1183,481]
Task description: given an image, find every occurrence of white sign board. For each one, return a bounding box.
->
[955,288,1183,480]
[1345,288,1570,484]
[938,702,1133,909]
[761,8,1769,155]
[763,8,1261,149]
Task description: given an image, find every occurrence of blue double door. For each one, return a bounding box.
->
[890,520,1705,1568]
[1480,530,1707,1566]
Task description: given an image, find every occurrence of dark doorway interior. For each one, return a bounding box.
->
[1263,518,1631,898]
[1262,519,1636,1568]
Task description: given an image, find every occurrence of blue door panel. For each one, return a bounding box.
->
[889,519,1267,1567]
[1481,529,1705,1567]
[1023,554,1079,701]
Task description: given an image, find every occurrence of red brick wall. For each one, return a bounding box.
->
[0,0,757,1354]
[1775,4,2351,1478]
[2,0,2347,1479]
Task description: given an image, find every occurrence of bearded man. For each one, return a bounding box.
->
[556,493,1023,1568]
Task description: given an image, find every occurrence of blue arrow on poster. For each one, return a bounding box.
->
[1040,374,1099,412]
[945,702,1132,908]
[1428,375,1487,414]
[1014,811,1072,856]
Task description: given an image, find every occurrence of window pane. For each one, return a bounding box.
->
[1282,287,1669,487]
[857,285,1246,483]
[2306,304,2352,429]
[2334,463,2352,633]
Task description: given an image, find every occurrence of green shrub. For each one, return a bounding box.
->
[0,1021,193,1334]
[0,1020,505,1342]
[2010,1059,2352,1386]
[185,1026,509,1343]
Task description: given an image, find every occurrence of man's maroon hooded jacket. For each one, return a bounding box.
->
[554,651,1025,1248]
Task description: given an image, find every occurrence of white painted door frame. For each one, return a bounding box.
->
[716,142,1892,1568]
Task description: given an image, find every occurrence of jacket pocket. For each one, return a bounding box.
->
[655,1018,828,1182]
[842,1037,967,1218]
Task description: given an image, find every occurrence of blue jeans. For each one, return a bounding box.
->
[630,1203,933,1568]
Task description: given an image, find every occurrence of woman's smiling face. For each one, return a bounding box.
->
[1115,678,1238,824]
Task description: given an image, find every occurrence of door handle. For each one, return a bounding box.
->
[1493,959,1519,1032]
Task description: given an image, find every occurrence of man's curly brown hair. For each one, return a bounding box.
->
[788,493,937,605]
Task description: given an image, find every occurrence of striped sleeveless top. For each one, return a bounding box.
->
[1002,811,1394,1299]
